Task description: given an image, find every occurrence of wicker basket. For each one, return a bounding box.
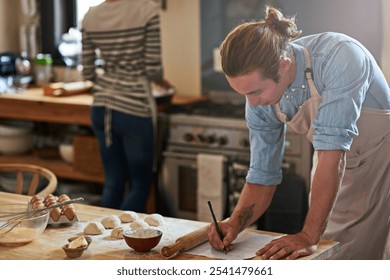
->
[73,135,104,176]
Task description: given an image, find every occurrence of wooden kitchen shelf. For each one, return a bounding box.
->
[0,153,104,184]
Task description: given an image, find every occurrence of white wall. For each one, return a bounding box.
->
[160,0,201,96]
[0,0,20,52]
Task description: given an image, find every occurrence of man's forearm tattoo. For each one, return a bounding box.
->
[238,204,255,231]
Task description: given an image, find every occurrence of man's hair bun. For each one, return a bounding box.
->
[264,6,301,39]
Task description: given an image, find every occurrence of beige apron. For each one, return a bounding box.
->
[275,48,390,259]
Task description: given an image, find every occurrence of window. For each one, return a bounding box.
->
[76,0,104,28]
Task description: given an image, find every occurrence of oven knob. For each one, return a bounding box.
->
[240,138,250,147]
[197,134,206,143]
[206,135,216,144]
[183,133,194,142]
[218,136,228,146]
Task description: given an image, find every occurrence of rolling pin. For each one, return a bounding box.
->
[160,224,210,258]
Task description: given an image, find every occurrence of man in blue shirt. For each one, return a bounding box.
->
[208,6,390,259]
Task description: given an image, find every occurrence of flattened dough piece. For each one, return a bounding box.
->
[119,211,138,223]
[129,219,149,229]
[111,227,124,239]
[84,221,105,235]
[144,213,164,227]
[101,215,122,229]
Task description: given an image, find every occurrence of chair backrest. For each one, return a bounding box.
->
[0,163,57,197]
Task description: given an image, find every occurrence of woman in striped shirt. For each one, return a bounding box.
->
[81,0,167,212]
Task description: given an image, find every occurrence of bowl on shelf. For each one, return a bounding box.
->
[0,120,34,155]
[0,135,34,155]
[123,228,163,252]
[0,204,50,246]
[59,143,74,164]
[0,120,34,136]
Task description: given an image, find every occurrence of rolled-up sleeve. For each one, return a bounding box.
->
[313,41,372,151]
[245,104,285,186]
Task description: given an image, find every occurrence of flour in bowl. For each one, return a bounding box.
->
[0,227,36,245]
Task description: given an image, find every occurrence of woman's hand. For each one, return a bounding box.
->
[256,232,317,260]
[153,78,173,90]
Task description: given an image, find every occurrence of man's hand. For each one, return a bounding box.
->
[207,220,237,252]
[256,232,317,260]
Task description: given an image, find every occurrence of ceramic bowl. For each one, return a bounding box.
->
[62,235,92,258]
[0,120,34,136]
[0,120,34,155]
[123,228,162,252]
[62,243,88,259]
[0,204,49,246]
[59,143,74,164]
[0,134,34,155]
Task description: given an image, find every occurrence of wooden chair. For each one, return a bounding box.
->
[0,163,58,197]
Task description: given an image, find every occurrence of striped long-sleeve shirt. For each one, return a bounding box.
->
[81,0,163,118]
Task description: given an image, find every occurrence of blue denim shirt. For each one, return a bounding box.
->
[246,32,390,186]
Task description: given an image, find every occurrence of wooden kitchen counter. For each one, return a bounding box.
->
[0,87,208,125]
[0,87,93,125]
[0,192,339,260]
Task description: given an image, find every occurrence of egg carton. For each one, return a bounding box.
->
[48,214,79,225]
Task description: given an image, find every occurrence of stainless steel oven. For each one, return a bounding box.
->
[158,113,249,221]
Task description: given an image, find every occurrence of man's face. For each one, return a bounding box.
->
[226,70,285,106]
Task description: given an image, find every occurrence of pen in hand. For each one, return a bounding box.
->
[207,201,228,254]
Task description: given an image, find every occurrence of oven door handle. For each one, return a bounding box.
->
[163,151,228,162]
[162,151,197,160]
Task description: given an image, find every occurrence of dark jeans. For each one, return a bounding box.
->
[91,106,153,212]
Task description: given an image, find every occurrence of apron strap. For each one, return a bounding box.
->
[275,48,320,123]
[302,48,320,98]
[104,78,119,148]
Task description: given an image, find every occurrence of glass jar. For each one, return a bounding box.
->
[34,53,53,86]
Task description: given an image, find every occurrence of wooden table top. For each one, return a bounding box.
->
[0,87,208,125]
[0,192,339,260]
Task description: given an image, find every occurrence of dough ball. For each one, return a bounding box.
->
[101,215,122,229]
[129,219,149,229]
[111,227,124,239]
[144,213,164,227]
[84,221,105,235]
[68,236,88,249]
[119,211,138,223]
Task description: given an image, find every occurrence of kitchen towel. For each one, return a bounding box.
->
[197,153,226,222]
